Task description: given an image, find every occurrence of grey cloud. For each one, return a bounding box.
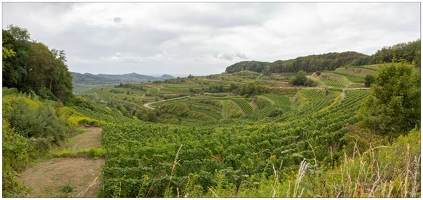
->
[218,53,248,61]
[113,17,122,23]
[235,53,247,59]
[221,53,233,60]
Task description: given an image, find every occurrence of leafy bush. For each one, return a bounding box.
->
[364,74,375,87]
[6,98,68,145]
[2,87,18,96]
[291,70,317,87]
[238,82,270,97]
[358,62,420,137]
[2,120,32,197]
[268,108,284,117]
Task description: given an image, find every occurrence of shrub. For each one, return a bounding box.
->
[268,108,284,117]
[2,120,32,197]
[7,98,68,145]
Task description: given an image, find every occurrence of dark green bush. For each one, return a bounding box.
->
[7,98,68,145]
[268,108,284,117]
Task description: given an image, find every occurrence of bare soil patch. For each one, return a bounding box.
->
[272,81,291,87]
[19,127,104,197]
[19,157,104,197]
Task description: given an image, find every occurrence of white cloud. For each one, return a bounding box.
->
[2,2,420,75]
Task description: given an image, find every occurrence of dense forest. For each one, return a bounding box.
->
[2,25,421,198]
[225,40,421,74]
[2,25,73,103]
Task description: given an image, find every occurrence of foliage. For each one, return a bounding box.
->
[2,120,32,197]
[135,109,158,122]
[358,62,420,137]
[2,28,30,90]
[2,25,73,103]
[57,106,100,130]
[207,83,225,93]
[238,82,270,97]
[225,40,420,75]
[364,74,375,87]
[268,108,284,117]
[291,70,307,85]
[372,39,421,65]
[225,60,270,73]
[2,93,104,197]
[226,51,365,74]
[290,70,318,87]
[2,46,16,58]
[97,88,373,197]
[5,97,68,145]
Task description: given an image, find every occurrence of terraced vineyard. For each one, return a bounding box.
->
[321,79,345,88]
[231,98,254,114]
[96,88,371,197]
[332,71,365,83]
[264,94,292,106]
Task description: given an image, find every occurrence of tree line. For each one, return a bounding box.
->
[2,25,73,104]
[225,39,421,74]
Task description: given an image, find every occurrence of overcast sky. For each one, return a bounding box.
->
[2,2,420,76]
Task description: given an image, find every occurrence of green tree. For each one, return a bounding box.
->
[358,62,420,137]
[146,111,158,123]
[291,70,307,86]
[364,74,375,87]
[262,66,271,76]
[2,28,31,89]
[229,83,238,92]
[3,25,73,103]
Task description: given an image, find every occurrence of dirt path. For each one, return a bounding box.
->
[144,96,189,110]
[67,126,103,151]
[19,127,105,198]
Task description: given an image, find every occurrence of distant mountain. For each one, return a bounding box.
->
[160,74,174,79]
[71,72,175,85]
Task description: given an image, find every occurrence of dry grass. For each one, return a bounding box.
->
[18,157,105,197]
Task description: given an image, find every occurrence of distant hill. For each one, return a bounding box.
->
[225,51,366,74]
[225,39,421,74]
[71,72,175,85]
